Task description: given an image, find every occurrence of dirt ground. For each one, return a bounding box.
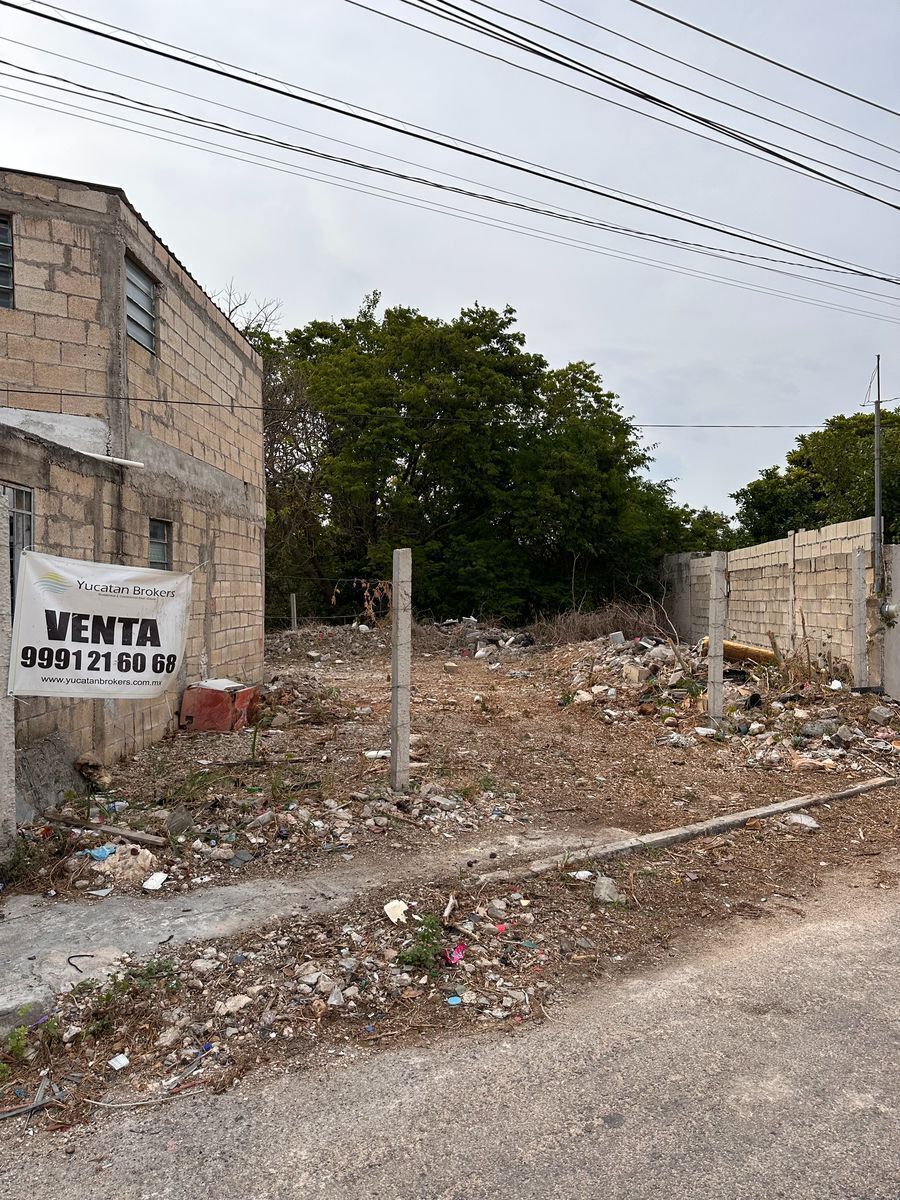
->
[2,623,898,1128]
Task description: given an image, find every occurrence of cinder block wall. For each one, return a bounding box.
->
[662,518,876,661]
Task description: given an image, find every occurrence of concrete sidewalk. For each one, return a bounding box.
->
[3,864,898,1199]
[0,822,630,1030]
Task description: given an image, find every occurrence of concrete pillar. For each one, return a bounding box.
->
[852,547,868,688]
[390,548,412,793]
[707,551,727,723]
[787,531,797,652]
[0,495,16,859]
[290,593,297,632]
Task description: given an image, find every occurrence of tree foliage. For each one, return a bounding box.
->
[732,411,900,545]
[252,295,725,621]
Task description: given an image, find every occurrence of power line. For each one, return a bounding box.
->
[620,0,900,120]
[3,0,899,290]
[0,386,842,427]
[461,0,900,180]
[4,85,900,325]
[387,0,900,207]
[535,0,900,160]
[7,60,900,313]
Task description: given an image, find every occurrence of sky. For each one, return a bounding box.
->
[1,0,899,515]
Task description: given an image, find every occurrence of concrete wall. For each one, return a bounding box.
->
[662,518,877,664]
[0,168,265,777]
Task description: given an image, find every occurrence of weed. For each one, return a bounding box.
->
[558,690,575,708]
[397,915,444,974]
[0,1063,9,1085]
[477,774,496,792]
[6,1025,27,1061]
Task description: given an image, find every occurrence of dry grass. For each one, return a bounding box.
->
[525,602,661,647]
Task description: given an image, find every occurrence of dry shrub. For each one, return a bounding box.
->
[525,602,662,647]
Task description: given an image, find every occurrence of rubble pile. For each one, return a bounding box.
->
[560,632,900,773]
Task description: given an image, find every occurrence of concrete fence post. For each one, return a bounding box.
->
[852,547,868,687]
[289,592,297,632]
[390,548,412,792]
[0,494,16,860]
[707,550,727,723]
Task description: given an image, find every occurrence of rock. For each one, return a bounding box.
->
[593,875,625,904]
[214,994,252,1016]
[869,705,894,725]
[443,662,459,674]
[306,651,322,662]
[209,846,235,862]
[573,690,593,704]
[269,712,290,729]
[818,707,840,720]
[667,668,685,687]
[748,721,766,735]
[786,812,820,830]
[799,720,838,738]
[832,724,858,747]
[191,958,219,977]
[62,1025,82,1045]
[622,662,651,685]
[668,733,695,748]
[648,645,676,665]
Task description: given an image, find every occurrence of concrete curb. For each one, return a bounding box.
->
[477,775,899,884]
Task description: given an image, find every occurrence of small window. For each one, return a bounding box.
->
[148,518,172,570]
[3,483,33,602]
[0,216,13,310]
[125,257,156,352]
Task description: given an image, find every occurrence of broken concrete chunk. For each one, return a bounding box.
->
[443,662,459,674]
[622,662,651,685]
[869,705,894,725]
[608,631,626,645]
[214,994,253,1016]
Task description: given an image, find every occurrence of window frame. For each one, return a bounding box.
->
[148,517,173,571]
[3,483,34,604]
[125,256,157,353]
[0,214,14,310]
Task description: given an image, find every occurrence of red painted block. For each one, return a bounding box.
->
[179,681,259,732]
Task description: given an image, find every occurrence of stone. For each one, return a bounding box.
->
[869,705,894,725]
[748,721,766,735]
[269,712,290,729]
[306,651,322,662]
[214,994,252,1016]
[832,724,858,747]
[443,662,458,674]
[209,846,235,862]
[799,720,838,738]
[648,645,676,664]
[593,875,625,904]
[191,958,218,976]
[573,690,593,704]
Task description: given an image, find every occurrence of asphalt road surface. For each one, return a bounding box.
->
[4,868,899,1200]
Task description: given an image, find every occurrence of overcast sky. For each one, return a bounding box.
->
[2,0,899,514]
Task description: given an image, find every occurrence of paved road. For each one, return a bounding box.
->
[5,871,899,1199]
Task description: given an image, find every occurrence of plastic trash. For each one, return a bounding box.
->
[447,996,462,1006]
[108,1053,130,1071]
[444,942,467,965]
[142,871,168,892]
[383,899,409,924]
[77,844,117,862]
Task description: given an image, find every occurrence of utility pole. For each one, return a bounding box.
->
[874,354,883,595]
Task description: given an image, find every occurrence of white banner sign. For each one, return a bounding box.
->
[9,551,192,698]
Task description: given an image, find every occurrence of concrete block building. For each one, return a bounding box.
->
[0,168,265,802]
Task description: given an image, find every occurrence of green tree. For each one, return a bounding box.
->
[732,411,899,544]
[251,295,725,621]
